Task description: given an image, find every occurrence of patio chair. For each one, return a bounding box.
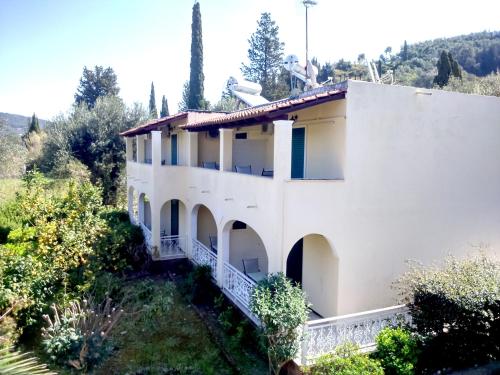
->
[209,235,218,253]
[235,165,252,175]
[261,169,274,177]
[242,258,260,275]
[202,161,218,169]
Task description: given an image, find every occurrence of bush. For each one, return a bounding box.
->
[250,272,309,375]
[373,327,419,375]
[42,298,122,370]
[307,343,384,375]
[182,265,215,304]
[397,254,500,372]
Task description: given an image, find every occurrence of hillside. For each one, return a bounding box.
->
[314,30,500,89]
[0,112,47,135]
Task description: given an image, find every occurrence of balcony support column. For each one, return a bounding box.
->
[136,135,146,163]
[273,120,293,181]
[219,128,233,172]
[150,131,163,255]
[216,224,230,288]
[187,131,199,167]
[125,137,134,161]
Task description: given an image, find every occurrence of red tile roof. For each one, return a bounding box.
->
[120,112,189,137]
[181,87,346,131]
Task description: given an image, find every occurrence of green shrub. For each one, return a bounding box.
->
[124,365,203,374]
[250,272,309,375]
[307,343,384,375]
[397,254,500,372]
[374,327,419,375]
[182,265,215,304]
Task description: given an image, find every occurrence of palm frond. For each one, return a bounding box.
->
[0,347,57,374]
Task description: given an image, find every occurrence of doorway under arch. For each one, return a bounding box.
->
[286,234,338,318]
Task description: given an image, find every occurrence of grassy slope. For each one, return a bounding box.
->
[0,179,22,204]
[97,279,235,375]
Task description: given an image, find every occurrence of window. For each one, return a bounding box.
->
[232,221,247,230]
[235,132,247,140]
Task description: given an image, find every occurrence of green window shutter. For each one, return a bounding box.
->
[291,127,305,179]
[171,200,179,236]
[171,134,178,165]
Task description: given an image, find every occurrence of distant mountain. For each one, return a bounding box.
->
[0,112,48,135]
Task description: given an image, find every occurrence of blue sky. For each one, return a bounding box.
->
[1,0,499,119]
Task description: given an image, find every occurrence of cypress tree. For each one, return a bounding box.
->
[28,113,40,133]
[149,82,158,119]
[187,1,205,110]
[434,50,461,87]
[160,95,170,117]
[402,40,409,61]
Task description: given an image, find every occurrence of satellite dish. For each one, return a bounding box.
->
[283,54,300,72]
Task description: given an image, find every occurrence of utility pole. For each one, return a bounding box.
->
[302,0,317,78]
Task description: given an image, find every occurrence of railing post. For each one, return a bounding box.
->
[216,226,229,287]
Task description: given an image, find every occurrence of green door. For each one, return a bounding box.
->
[171,134,178,165]
[171,200,179,236]
[291,127,305,179]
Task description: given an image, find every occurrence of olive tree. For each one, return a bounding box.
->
[250,273,309,374]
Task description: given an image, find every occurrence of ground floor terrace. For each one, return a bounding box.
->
[127,185,408,363]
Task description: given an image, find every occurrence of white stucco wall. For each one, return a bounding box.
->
[198,131,220,166]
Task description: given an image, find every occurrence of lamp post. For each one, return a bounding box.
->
[303,0,317,78]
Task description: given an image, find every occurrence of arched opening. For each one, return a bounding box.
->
[286,234,338,318]
[225,220,268,278]
[194,204,217,252]
[160,199,187,237]
[128,186,139,224]
[138,193,151,230]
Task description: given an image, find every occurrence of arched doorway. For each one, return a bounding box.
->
[193,204,217,252]
[138,193,151,230]
[128,186,139,224]
[224,220,269,276]
[160,199,187,237]
[286,234,338,318]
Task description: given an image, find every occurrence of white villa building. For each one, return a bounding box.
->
[122,80,500,360]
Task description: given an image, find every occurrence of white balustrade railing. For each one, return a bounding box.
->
[299,305,410,365]
[140,222,152,251]
[191,239,217,279]
[223,261,257,313]
[159,235,186,259]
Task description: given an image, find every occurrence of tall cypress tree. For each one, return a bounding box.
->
[434,50,461,87]
[160,95,169,117]
[28,113,40,133]
[149,82,158,119]
[187,1,205,110]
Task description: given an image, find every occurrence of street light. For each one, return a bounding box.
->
[302,0,317,77]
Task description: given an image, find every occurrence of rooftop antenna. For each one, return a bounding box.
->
[303,0,317,80]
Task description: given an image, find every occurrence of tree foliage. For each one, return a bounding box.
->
[38,96,147,205]
[250,273,309,374]
[149,82,158,119]
[187,1,206,110]
[241,13,287,101]
[74,66,120,108]
[443,72,500,97]
[27,113,41,134]
[434,50,462,87]
[0,120,26,178]
[160,95,169,117]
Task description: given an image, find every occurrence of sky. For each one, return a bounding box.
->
[0,0,499,120]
